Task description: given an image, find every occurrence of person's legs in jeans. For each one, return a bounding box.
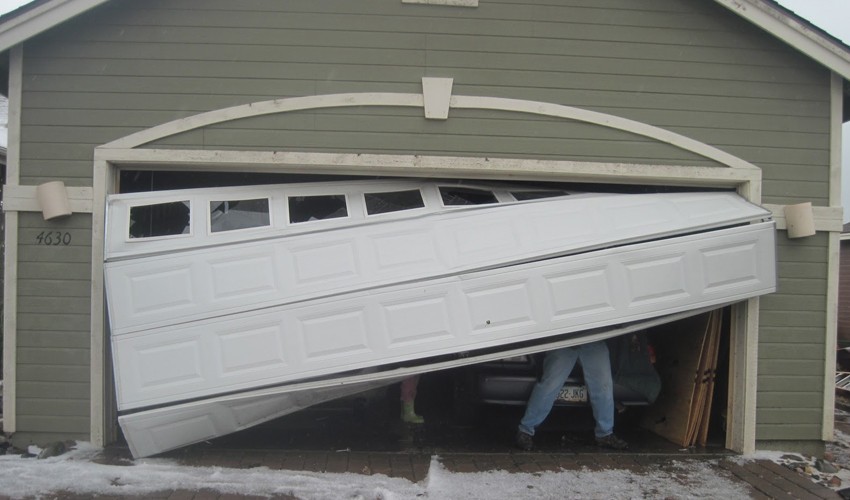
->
[400,375,423,424]
[576,341,615,438]
[518,346,579,436]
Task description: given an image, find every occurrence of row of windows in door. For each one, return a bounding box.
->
[130,186,569,239]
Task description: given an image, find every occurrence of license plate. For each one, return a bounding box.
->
[557,385,587,403]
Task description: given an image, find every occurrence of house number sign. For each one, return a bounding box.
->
[35,231,72,246]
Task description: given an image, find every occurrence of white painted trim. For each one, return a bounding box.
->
[89,160,109,447]
[725,179,762,454]
[101,94,422,150]
[92,153,763,454]
[402,0,478,6]
[762,204,843,233]
[99,92,759,171]
[0,0,110,53]
[3,185,93,213]
[450,96,760,170]
[2,45,23,434]
[1,214,17,434]
[825,230,839,441]
[830,74,843,208]
[422,77,453,120]
[94,148,762,187]
[727,298,760,455]
[711,0,850,81]
[822,72,843,441]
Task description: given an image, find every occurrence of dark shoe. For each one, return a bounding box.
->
[596,433,628,450]
[515,431,533,451]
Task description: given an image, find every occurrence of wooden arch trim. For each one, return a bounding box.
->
[99,80,759,172]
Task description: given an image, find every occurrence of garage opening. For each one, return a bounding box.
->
[102,169,767,456]
[173,307,732,454]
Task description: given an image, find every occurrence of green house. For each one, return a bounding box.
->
[0,0,848,456]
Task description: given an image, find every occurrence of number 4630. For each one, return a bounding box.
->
[35,231,71,246]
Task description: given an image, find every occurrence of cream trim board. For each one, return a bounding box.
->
[0,0,110,53]
[2,44,23,433]
[711,0,850,81]
[451,96,759,170]
[2,214,18,433]
[99,88,759,171]
[824,231,840,440]
[91,153,764,453]
[762,204,844,233]
[88,160,111,447]
[3,184,94,213]
[830,74,843,206]
[95,148,762,188]
[422,77,453,119]
[102,94,422,150]
[6,46,21,187]
[2,149,762,216]
[824,72,842,441]
[726,298,760,455]
[402,0,478,6]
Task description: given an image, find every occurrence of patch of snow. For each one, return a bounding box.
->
[424,456,750,500]
[0,443,422,500]
[0,442,755,500]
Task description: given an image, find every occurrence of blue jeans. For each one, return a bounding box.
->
[518,341,615,438]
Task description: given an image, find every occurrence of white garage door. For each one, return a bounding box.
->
[104,179,776,457]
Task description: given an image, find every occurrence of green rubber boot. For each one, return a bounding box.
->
[401,402,424,424]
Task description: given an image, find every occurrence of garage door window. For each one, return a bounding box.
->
[288,194,348,223]
[210,198,271,233]
[364,189,425,215]
[511,190,568,201]
[439,187,498,206]
[128,200,191,239]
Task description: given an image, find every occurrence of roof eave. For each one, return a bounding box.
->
[0,0,109,52]
[0,0,848,97]
[711,0,850,81]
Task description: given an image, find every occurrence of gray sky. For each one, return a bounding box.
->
[773,0,850,44]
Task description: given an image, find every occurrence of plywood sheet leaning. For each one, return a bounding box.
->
[696,309,723,446]
[640,312,712,447]
[686,309,722,447]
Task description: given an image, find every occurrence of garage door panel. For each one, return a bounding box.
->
[106,187,770,337]
[113,222,775,411]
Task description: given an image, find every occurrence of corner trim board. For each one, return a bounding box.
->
[2,44,23,434]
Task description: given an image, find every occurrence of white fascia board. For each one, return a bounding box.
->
[711,0,850,81]
[0,0,110,53]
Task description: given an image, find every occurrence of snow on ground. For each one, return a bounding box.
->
[5,403,850,499]
[0,442,757,500]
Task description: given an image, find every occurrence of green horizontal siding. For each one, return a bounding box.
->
[19,0,830,183]
[758,392,824,408]
[15,331,91,349]
[14,212,92,437]
[12,0,833,446]
[756,232,830,442]
[17,381,89,400]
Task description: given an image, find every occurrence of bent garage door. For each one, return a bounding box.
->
[102,179,776,457]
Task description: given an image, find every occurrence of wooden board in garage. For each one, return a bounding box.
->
[641,310,722,447]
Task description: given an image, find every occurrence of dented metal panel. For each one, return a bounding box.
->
[103,181,776,457]
[112,222,775,411]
